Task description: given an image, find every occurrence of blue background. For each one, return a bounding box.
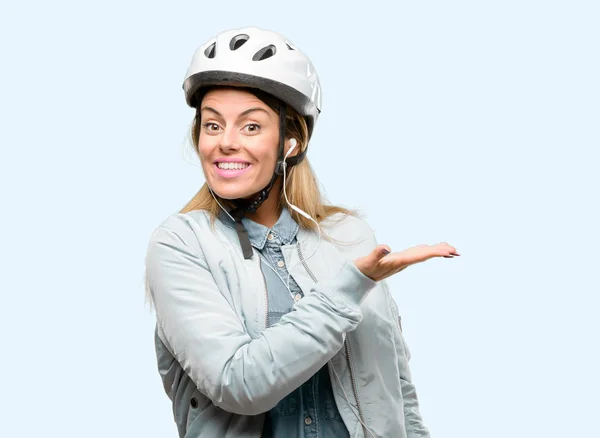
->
[1,1,598,436]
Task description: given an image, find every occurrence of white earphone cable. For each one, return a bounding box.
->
[209,186,235,222]
[281,141,322,292]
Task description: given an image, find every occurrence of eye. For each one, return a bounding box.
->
[202,122,221,133]
[243,123,261,134]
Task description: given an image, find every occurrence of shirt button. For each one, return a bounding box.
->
[294,294,302,302]
[267,233,274,241]
[277,260,285,268]
[304,416,312,425]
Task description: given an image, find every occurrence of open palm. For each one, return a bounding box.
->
[354,243,459,282]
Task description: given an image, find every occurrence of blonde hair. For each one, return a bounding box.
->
[181,87,353,230]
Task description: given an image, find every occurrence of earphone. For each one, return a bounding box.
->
[286,137,298,156]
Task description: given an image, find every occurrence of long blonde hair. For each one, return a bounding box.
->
[181,87,353,230]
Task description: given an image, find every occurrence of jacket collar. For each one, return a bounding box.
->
[218,207,299,250]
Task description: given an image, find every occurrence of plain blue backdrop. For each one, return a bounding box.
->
[1,1,598,436]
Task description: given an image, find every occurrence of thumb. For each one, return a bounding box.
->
[371,244,391,261]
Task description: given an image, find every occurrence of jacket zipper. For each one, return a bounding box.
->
[297,243,368,436]
[344,340,367,437]
[296,242,318,283]
[257,259,268,438]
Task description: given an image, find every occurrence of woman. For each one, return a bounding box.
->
[145,27,458,438]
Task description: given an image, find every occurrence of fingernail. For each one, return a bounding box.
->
[382,248,391,255]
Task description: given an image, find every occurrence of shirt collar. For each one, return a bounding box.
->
[218,207,299,250]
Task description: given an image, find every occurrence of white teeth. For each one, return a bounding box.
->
[217,162,249,170]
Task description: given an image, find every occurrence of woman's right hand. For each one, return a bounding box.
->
[354,243,460,282]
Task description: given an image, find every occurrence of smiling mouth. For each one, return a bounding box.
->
[216,162,250,170]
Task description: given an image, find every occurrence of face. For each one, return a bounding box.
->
[197,88,281,200]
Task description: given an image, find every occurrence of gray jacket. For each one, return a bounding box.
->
[146,210,430,437]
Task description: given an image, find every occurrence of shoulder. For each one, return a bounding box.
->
[320,212,380,257]
[321,212,374,239]
[147,210,214,258]
[152,210,212,237]
[156,210,212,232]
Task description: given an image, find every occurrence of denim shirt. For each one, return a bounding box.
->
[239,208,350,438]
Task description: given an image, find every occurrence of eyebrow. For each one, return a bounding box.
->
[200,106,271,118]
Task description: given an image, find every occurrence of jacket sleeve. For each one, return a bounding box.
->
[145,220,377,416]
[386,284,431,438]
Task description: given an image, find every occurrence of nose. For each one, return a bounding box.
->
[219,128,241,153]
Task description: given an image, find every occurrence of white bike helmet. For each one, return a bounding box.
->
[182,26,322,136]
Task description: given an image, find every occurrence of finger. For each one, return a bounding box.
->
[370,244,392,264]
[380,244,392,255]
[433,247,453,257]
[433,243,458,256]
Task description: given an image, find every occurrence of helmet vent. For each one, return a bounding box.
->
[204,42,216,59]
[252,45,276,61]
[286,43,295,50]
[230,34,249,51]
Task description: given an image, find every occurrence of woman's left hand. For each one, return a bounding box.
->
[354,242,460,282]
